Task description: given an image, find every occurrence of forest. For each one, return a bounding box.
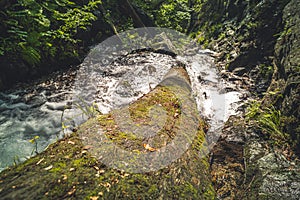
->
[0,0,299,199]
[0,0,208,88]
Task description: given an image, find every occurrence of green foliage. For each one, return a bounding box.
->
[100,0,134,32]
[258,64,274,79]
[75,101,100,119]
[29,135,40,155]
[131,0,222,45]
[0,0,102,66]
[246,100,288,142]
[155,0,191,32]
[258,106,285,138]
[245,100,262,120]
[61,99,100,136]
[132,0,204,33]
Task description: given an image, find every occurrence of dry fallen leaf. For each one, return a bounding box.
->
[68,140,75,145]
[143,144,157,152]
[102,182,111,188]
[81,150,88,154]
[90,196,98,200]
[62,175,68,180]
[67,187,76,195]
[83,145,93,150]
[36,158,44,165]
[121,173,130,178]
[44,165,53,171]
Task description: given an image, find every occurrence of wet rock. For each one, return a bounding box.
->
[45,102,71,111]
[195,0,299,199]
[232,67,247,76]
[243,140,300,199]
[227,50,261,72]
[275,0,300,155]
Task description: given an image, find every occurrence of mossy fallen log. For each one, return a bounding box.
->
[0,67,215,199]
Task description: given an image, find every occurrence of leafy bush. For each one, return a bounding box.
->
[0,0,102,66]
[154,0,191,32]
[132,0,203,33]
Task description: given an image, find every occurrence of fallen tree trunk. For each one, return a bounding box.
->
[0,67,215,199]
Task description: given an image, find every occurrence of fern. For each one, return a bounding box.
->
[19,42,41,65]
[246,101,287,141]
[245,100,261,121]
[258,106,285,137]
[0,0,102,65]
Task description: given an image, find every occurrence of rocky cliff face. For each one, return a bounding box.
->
[204,0,299,157]
[202,0,300,199]
[275,0,300,154]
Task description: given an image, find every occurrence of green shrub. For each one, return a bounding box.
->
[0,0,102,66]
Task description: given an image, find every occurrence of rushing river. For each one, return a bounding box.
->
[0,28,246,172]
[0,69,76,171]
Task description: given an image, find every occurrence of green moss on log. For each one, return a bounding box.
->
[0,68,215,199]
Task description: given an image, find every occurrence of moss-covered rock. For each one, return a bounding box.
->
[275,0,300,155]
[242,140,300,199]
[195,0,300,199]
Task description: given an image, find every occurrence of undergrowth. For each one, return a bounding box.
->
[245,99,289,145]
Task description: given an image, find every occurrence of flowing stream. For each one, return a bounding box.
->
[0,51,245,172]
[0,69,76,171]
[0,48,246,172]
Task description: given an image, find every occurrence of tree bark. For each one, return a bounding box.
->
[0,67,215,199]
